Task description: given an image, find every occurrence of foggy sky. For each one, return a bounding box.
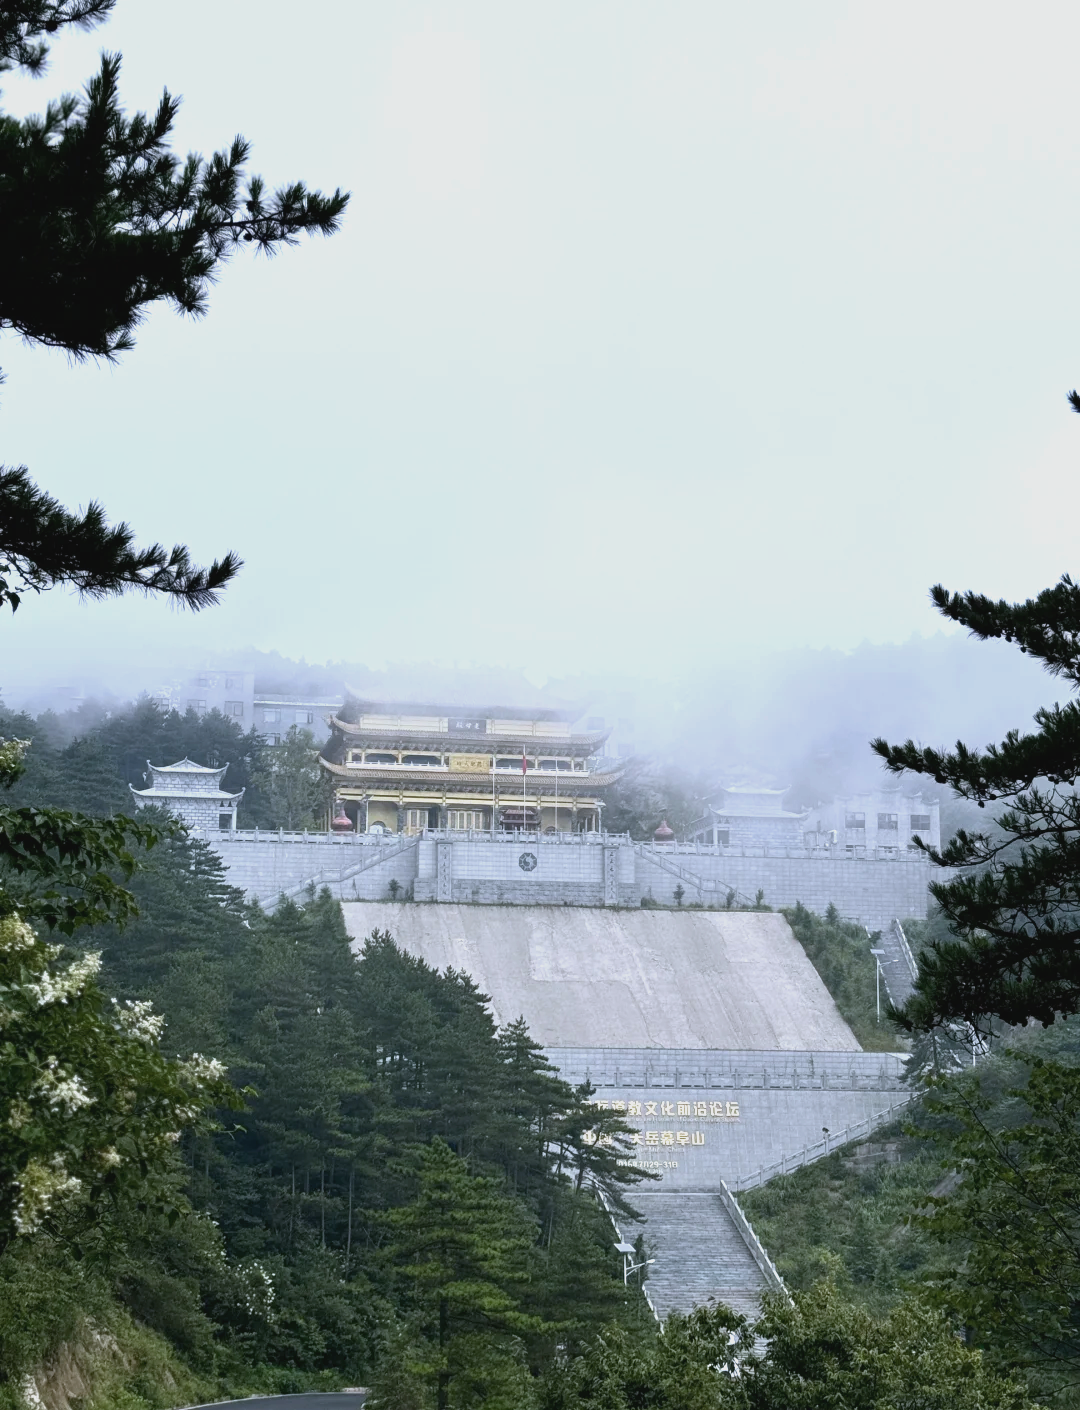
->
[3,2,1080,696]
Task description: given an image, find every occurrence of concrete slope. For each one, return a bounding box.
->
[341,904,860,1050]
[621,1191,772,1320]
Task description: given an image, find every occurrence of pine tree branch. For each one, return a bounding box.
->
[0,1,115,75]
[0,465,242,611]
[925,575,1080,684]
[0,52,350,361]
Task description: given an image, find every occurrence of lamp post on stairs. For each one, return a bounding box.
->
[615,1241,655,1285]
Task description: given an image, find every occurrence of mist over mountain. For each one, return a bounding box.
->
[4,627,1055,816]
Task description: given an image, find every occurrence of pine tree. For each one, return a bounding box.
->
[874,553,1080,1030]
[0,5,347,611]
[250,726,329,830]
[380,1138,541,1410]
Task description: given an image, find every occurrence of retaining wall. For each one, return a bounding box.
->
[204,829,933,927]
[202,831,420,904]
[634,850,931,929]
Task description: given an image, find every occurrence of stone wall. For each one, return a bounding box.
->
[412,834,626,904]
[634,849,931,929]
[552,1048,910,1187]
[340,905,862,1050]
[205,829,933,928]
[203,831,420,905]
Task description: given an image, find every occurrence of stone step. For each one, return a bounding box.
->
[618,1190,772,1321]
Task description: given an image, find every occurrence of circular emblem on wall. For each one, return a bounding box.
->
[518,851,538,872]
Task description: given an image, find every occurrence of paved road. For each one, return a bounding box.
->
[190,1395,366,1409]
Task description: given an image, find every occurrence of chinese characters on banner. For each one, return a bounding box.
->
[582,1128,704,1148]
[590,1098,741,1119]
[581,1096,742,1152]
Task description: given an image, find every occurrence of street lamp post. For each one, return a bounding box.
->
[870,948,886,1021]
[615,1241,655,1286]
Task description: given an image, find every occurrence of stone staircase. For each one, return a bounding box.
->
[729,1097,913,1192]
[633,844,757,908]
[614,1185,783,1321]
[204,832,420,907]
[276,835,420,905]
[875,918,919,1010]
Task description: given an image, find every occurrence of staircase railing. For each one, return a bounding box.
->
[632,843,757,908]
[719,1181,787,1295]
[275,835,419,904]
[889,919,920,981]
[730,1097,914,1192]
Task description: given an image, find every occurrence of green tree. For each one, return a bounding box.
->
[250,726,329,830]
[872,519,1080,1031]
[540,1285,1037,1410]
[1,10,347,364]
[379,1138,542,1410]
[783,903,894,1051]
[742,1282,1037,1410]
[0,737,162,934]
[915,1054,1080,1390]
[1,1,346,613]
[601,760,701,840]
[537,1304,743,1410]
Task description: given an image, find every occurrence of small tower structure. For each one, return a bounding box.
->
[129,758,244,831]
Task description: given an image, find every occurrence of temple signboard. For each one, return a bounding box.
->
[584,1088,750,1187]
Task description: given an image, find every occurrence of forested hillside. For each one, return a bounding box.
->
[0,808,654,1403]
[0,697,321,832]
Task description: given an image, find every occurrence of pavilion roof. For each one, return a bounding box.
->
[130,783,244,803]
[147,757,230,779]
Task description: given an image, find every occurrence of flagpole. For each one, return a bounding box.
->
[523,747,528,837]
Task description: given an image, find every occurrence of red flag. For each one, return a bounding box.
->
[521,751,528,775]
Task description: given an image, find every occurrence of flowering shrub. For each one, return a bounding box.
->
[0,913,236,1245]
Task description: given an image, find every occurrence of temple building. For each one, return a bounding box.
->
[320,697,623,834]
[688,785,807,849]
[128,758,245,831]
[689,783,940,855]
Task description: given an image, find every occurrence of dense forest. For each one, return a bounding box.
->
[0,697,326,833]
[0,763,656,1402]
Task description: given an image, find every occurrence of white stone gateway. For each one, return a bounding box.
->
[129,758,244,831]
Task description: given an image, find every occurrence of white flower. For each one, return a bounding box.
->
[26,952,101,1007]
[0,915,36,954]
[113,998,166,1043]
[14,1159,83,1234]
[180,1053,227,1085]
[34,1057,95,1114]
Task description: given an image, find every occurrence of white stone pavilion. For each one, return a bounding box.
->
[129,758,244,830]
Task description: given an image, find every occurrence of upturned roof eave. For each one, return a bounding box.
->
[130,784,245,803]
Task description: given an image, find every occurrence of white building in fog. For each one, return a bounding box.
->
[803,790,939,854]
[688,784,939,855]
[129,758,245,831]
